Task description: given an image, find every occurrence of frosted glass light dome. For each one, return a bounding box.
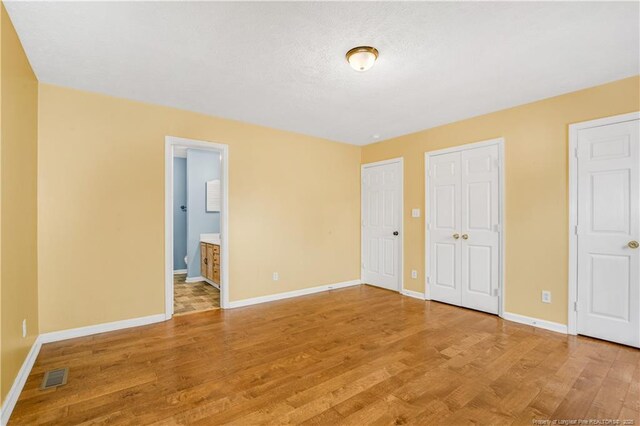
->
[346,46,379,72]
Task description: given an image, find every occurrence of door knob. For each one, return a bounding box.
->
[453,233,460,239]
[629,240,639,249]
[393,231,399,236]
[462,234,469,240]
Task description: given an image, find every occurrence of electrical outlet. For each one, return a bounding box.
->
[272,272,279,281]
[411,270,418,279]
[542,291,551,304]
[411,208,420,218]
[22,319,27,338]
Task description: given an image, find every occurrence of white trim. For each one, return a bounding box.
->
[38,314,166,344]
[502,312,568,335]
[165,136,230,317]
[424,137,505,316]
[425,137,505,157]
[184,276,220,290]
[1,339,42,426]
[228,280,361,308]
[567,112,640,336]
[360,157,404,293]
[401,289,425,300]
[173,269,187,275]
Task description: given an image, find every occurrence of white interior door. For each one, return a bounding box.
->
[362,160,402,291]
[428,152,462,305]
[460,145,500,314]
[427,142,501,315]
[576,119,640,347]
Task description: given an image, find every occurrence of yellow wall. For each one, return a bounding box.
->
[37,84,361,333]
[362,76,640,325]
[0,4,39,403]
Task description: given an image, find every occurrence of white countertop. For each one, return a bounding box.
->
[200,233,221,245]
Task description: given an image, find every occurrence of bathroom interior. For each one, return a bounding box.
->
[173,146,222,315]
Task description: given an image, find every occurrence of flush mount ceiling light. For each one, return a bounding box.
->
[346,46,379,72]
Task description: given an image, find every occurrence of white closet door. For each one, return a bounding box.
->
[460,145,500,314]
[362,161,402,291]
[577,119,639,347]
[428,152,462,306]
[428,142,502,315]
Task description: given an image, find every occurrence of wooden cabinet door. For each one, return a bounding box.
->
[213,244,220,285]
[200,243,208,279]
[206,244,214,281]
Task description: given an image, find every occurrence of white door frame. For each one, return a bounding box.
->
[165,135,230,317]
[361,157,404,292]
[424,137,506,316]
[567,111,640,335]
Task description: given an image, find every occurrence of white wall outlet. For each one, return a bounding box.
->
[22,319,27,338]
[272,272,279,281]
[411,270,418,279]
[542,290,551,304]
[411,208,420,218]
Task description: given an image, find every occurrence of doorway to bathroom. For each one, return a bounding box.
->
[165,136,229,318]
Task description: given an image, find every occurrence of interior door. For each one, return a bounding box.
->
[428,142,501,315]
[428,152,462,305]
[577,119,639,347]
[460,145,500,314]
[362,161,402,291]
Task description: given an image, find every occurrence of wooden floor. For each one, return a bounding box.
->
[173,273,220,315]
[11,285,639,425]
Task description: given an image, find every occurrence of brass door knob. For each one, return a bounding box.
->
[629,241,639,249]
[453,233,460,240]
[462,234,469,240]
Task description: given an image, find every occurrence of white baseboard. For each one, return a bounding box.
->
[38,314,166,344]
[502,312,568,334]
[203,278,220,290]
[173,269,187,274]
[1,338,42,426]
[228,280,361,309]
[401,289,425,300]
[185,276,219,289]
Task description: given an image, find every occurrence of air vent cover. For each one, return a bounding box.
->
[41,367,68,389]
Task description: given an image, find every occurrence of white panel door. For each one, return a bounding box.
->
[577,119,639,347]
[428,152,462,306]
[428,142,501,315]
[362,161,402,291]
[460,145,500,314]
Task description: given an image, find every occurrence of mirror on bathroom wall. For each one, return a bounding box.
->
[206,179,221,212]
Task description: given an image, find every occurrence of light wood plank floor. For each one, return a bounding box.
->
[10,285,640,425]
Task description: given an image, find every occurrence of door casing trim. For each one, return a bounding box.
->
[424,137,505,317]
[165,136,230,316]
[567,111,640,336]
[361,157,404,293]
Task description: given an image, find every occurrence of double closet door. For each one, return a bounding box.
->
[427,142,502,315]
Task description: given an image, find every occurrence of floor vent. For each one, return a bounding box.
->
[41,367,68,389]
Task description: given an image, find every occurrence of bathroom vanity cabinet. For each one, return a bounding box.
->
[200,242,220,285]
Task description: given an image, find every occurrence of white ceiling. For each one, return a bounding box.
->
[5,1,639,145]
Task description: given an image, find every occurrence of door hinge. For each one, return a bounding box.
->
[426,276,430,284]
[574,147,579,158]
[426,222,431,230]
[574,225,579,235]
[493,224,501,232]
[574,301,578,312]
